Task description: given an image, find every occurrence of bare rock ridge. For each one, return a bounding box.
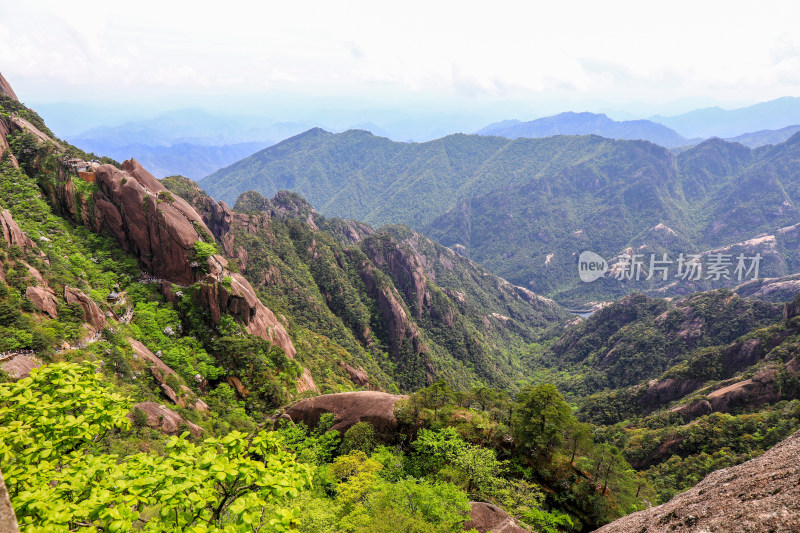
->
[0,72,18,101]
[282,391,407,433]
[594,428,800,532]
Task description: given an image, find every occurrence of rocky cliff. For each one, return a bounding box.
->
[0,72,18,101]
[595,428,800,532]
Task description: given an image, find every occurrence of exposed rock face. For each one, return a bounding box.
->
[296,367,319,394]
[0,210,34,252]
[706,367,781,412]
[283,391,407,433]
[87,160,295,356]
[352,259,428,375]
[637,377,705,409]
[0,72,19,101]
[64,286,106,333]
[464,502,530,533]
[341,362,370,387]
[25,286,58,318]
[197,271,296,358]
[0,355,41,380]
[0,468,19,533]
[361,236,430,318]
[128,402,203,438]
[595,428,800,532]
[93,160,212,285]
[0,119,19,168]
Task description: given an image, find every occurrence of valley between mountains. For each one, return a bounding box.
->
[2,73,800,532]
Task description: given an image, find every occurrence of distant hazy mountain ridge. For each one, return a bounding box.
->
[477,111,690,147]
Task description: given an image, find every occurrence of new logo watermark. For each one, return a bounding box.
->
[578,251,608,282]
[578,251,762,283]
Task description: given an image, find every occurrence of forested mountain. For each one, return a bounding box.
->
[3,74,800,533]
[477,112,690,148]
[202,128,800,305]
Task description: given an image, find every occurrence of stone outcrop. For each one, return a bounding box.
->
[706,367,781,413]
[0,72,19,101]
[25,286,58,318]
[283,391,407,433]
[464,502,530,533]
[129,339,208,413]
[637,377,705,409]
[296,367,319,394]
[341,362,370,387]
[197,270,296,358]
[595,428,800,532]
[64,286,106,333]
[0,210,34,252]
[93,160,212,285]
[86,160,296,356]
[0,355,41,380]
[361,236,430,319]
[0,468,19,533]
[128,402,203,438]
[352,259,428,375]
[0,119,18,168]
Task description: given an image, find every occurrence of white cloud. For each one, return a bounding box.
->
[2,0,800,109]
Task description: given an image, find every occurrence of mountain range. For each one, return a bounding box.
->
[202,128,800,305]
[3,71,800,531]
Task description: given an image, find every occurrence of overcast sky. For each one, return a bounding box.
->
[3,0,800,120]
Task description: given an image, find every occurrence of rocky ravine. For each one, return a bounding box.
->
[595,428,800,532]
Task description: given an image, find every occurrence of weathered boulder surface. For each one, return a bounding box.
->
[283,391,407,433]
[64,286,106,333]
[0,355,41,380]
[25,286,58,318]
[93,160,212,285]
[128,402,203,438]
[464,502,530,533]
[594,428,800,532]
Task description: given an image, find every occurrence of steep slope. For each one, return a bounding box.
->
[166,179,569,391]
[477,111,688,148]
[595,426,800,532]
[534,288,800,503]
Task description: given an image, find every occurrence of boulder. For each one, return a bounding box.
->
[25,286,58,318]
[595,428,800,532]
[283,391,407,433]
[128,402,203,438]
[463,502,530,533]
[64,286,106,333]
[0,355,41,380]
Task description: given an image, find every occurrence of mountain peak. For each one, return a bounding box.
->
[0,72,19,101]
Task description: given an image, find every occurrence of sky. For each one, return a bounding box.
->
[2,0,800,131]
